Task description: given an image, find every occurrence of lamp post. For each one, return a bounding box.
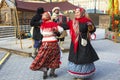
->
[94,0,97,13]
[50,0,52,3]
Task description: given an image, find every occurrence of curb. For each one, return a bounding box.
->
[0,47,31,57]
[0,52,11,66]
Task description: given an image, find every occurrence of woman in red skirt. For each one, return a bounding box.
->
[30,12,63,79]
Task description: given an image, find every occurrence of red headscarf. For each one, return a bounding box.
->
[69,8,92,53]
[41,12,58,31]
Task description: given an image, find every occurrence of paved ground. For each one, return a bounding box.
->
[0,51,6,60]
[0,28,120,80]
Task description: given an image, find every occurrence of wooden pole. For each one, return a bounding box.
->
[12,9,18,44]
[14,8,23,49]
[9,0,23,48]
[12,7,23,49]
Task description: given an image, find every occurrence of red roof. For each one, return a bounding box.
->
[16,0,78,12]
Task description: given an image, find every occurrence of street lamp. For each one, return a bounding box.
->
[94,0,97,13]
[50,0,52,3]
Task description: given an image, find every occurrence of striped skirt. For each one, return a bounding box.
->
[30,41,60,71]
[68,61,95,79]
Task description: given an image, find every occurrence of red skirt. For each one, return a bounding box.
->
[30,41,60,71]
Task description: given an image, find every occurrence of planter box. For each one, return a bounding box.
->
[105,30,120,42]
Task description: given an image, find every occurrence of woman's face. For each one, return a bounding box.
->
[74,9,85,18]
[42,12,50,20]
[75,10,81,18]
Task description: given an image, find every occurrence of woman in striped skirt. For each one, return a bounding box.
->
[30,12,63,79]
[67,8,99,80]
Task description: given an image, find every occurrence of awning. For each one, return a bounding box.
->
[16,0,78,12]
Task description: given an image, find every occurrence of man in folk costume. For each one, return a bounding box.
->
[30,7,44,57]
[67,8,99,80]
[52,7,69,50]
[30,12,63,79]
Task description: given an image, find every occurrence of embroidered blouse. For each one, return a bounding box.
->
[40,21,63,42]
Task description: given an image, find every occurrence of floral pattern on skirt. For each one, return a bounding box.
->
[68,61,95,78]
[30,42,60,71]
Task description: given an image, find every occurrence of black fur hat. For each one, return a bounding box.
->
[37,7,44,14]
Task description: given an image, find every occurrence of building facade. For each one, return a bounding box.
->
[20,0,120,13]
[68,0,120,13]
[68,0,108,12]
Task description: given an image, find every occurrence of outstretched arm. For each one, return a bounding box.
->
[59,16,70,30]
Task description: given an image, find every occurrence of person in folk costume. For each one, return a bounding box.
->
[67,8,99,80]
[30,7,44,58]
[30,12,64,79]
[51,7,69,50]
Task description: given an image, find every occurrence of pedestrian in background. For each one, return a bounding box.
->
[51,7,69,50]
[30,7,44,58]
[30,12,63,79]
[67,8,99,80]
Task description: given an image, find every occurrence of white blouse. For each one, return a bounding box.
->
[40,26,63,42]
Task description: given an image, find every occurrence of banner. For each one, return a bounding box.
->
[108,0,119,15]
[114,0,119,14]
[108,0,113,15]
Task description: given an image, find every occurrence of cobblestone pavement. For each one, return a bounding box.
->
[0,51,6,60]
[0,29,120,80]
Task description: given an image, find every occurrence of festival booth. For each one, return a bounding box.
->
[105,0,120,42]
[16,0,78,20]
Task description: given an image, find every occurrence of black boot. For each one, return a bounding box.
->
[49,68,58,77]
[43,71,48,79]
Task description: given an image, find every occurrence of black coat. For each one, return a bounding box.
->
[30,14,43,40]
[68,23,99,64]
